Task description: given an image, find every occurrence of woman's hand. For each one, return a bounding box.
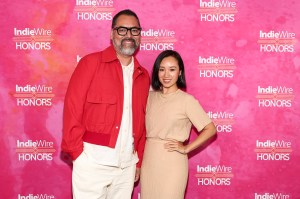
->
[164,140,187,154]
[163,122,217,155]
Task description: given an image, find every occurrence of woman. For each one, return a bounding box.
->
[140,50,216,199]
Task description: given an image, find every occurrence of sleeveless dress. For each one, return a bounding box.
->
[141,89,211,199]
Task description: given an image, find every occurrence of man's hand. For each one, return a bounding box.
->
[135,168,141,182]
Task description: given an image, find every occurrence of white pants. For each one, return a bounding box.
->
[72,152,136,199]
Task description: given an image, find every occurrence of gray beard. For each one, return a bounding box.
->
[113,39,139,56]
[120,46,136,56]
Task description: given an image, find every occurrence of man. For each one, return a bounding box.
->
[61,9,150,199]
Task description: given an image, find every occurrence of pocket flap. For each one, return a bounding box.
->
[86,93,117,104]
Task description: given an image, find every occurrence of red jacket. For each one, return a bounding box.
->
[61,45,150,168]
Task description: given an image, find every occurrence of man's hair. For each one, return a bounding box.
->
[111,9,141,29]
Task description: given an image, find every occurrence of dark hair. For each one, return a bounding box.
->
[112,9,141,29]
[152,50,186,90]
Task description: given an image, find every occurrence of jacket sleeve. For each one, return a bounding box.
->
[136,73,150,168]
[61,56,97,160]
[136,124,146,168]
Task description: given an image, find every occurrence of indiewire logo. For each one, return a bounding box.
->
[198,0,238,22]
[18,193,55,199]
[256,86,294,108]
[255,140,292,161]
[195,165,233,186]
[208,111,234,133]
[13,84,54,107]
[16,140,56,161]
[140,29,177,51]
[254,192,290,199]
[258,30,296,53]
[74,0,115,21]
[198,56,236,78]
[13,28,53,50]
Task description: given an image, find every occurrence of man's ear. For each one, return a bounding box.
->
[110,30,113,40]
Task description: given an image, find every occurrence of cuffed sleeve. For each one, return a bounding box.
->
[136,125,146,168]
[185,95,212,132]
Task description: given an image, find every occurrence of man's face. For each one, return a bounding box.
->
[111,15,141,57]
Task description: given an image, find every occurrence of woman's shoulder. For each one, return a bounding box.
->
[148,90,160,99]
[149,90,157,96]
[177,89,195,100]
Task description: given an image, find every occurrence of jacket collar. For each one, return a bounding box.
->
[102,45,118,62]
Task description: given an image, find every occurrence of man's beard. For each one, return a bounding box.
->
[113,38,139,56]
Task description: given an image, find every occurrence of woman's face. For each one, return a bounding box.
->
[158,56,181,91]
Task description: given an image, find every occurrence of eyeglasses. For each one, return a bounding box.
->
[113,26,142,36]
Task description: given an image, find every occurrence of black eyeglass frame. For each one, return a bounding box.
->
[113,26,142,36]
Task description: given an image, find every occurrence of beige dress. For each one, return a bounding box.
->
[141,89,211,199]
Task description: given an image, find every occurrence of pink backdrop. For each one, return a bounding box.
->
[1,0,300,198]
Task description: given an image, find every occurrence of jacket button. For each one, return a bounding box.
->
[116,126,119,129]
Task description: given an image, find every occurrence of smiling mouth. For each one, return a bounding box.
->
[124,40,133,44]
[162,79,172,83]
[122,39,135,45]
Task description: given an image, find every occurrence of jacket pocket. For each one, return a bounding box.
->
[84,93,117,126]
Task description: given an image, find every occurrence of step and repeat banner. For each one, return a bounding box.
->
[1,0,300,198]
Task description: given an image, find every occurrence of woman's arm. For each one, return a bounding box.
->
[164,122,216,154]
